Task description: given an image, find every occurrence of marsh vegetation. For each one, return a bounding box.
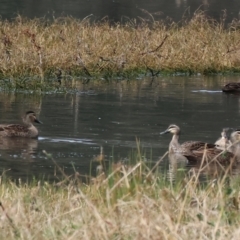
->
[1,12,240,91]
[1,148,240,239]
[1,13,240,239]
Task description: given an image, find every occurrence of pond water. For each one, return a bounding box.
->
[0,75,240,182]
[1,0,240,25]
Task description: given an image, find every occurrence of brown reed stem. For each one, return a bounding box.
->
[0,201,20,238]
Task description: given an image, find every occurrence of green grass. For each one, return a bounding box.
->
[1,12,240,91]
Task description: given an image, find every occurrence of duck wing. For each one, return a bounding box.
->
[0,124,29,137]
[187,147,234,164]
[181,141,235,164]
[180,141,213,160]
[181,141,215,152]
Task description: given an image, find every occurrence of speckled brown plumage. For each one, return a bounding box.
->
[0,111,42,138]
[161,124,235,165]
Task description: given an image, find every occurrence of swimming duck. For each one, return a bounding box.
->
[222,82,240,93]
[228,129,240,157]
[217,128,240,158]
[0,111,42,138]
[215,128,233,150]
[161,124,235,164]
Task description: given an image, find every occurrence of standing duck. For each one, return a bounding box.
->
[161,124,235,164]
[0,111,42,138]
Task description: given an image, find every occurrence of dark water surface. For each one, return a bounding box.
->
[1,0,240,24]
[0,75,240,182]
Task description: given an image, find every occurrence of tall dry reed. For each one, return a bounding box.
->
[0,148,240,239]
[0,12,240,85]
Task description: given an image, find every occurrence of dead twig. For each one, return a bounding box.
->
[141,35,168,56]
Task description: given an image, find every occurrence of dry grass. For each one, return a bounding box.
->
[1,149,240,240]
[1,12,240,88]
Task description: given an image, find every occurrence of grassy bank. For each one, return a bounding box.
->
[1,12,240,90]
[1,150,240,239]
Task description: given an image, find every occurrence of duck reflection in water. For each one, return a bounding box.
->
[167,152,188,183]
[0,137,38,160]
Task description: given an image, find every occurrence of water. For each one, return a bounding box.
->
[0,0,239,24]
[0,75,240,182]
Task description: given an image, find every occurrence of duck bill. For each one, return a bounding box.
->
[35,119,43,124]
[160,129,169,135]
